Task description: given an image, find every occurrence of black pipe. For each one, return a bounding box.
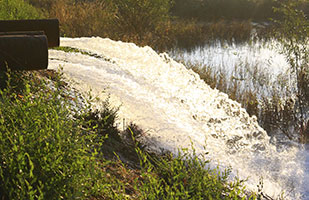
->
[0,35,48,71]
[0,19,60,47]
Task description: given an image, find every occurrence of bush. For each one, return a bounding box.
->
[49,0,116,37]
[0,0,42,20]
[109,0,173,38]
[0,70,104,199]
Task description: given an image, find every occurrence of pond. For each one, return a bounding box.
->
[168,40,309,199]
[168,40,294,98]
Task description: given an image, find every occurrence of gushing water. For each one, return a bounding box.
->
[49,37,309,199]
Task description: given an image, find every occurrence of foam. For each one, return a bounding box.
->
[48,37,308,199]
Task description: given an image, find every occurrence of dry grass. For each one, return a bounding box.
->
[49,0,115,38]
[188,60,308,143]
[27,0,271,51]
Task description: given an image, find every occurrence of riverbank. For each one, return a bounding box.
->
[47,37,308,199]
[0,69,261,199]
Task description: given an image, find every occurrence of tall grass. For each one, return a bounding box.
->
[0,70,106,199]
[273,0,309,143]
[0,70,262,199]
[24,0,275,51]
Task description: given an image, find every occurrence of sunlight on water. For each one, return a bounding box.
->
[168,40,295,98]
[169,41,288,75]
[49,37,308,199]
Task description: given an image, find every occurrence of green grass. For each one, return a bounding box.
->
[0,70,106,199]
[52,46,115,63]
[0,70,260,199]
[0,0,43,20]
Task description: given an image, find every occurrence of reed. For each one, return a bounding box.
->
[177,51,307,143]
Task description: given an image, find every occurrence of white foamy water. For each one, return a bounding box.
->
[49,37,309,199]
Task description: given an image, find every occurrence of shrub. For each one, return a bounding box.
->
[109,0,173,37]
[49,0,116,37]
[0,70,104,199]
[0,0,42,20]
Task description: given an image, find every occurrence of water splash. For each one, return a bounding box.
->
[49,37,308,199]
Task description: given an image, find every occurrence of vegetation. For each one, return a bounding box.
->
[176,0,309,142]
[0,0,42,20]
[0,70,258,199]
[0,0,307,50]
[171,0,278,21]
[273,0,309,142]
[0,0,307,198]
[0,70,105,199]
[21,0,279,50]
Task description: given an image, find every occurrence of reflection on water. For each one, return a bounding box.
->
[168,40,294,98]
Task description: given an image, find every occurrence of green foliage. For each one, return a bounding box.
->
[0,70,105,199]
[0,0,42,20]
[133,143,255,200]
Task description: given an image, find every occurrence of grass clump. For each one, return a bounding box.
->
[273,0,309,142]
[134,145,254,200]
[0,70,105,199]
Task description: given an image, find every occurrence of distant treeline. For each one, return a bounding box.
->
[1,0,308,50]
[171,0,309,21]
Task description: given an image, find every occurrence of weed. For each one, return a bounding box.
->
[0,70,105,199]
[0,0,43,20]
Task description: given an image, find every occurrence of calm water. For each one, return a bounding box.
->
[168,40,294,98]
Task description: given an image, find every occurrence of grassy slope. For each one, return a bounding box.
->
[0,69,260,199]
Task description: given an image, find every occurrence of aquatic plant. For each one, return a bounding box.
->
[273,0,309,142]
